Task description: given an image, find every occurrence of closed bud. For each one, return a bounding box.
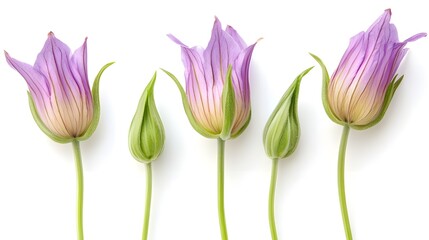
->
[129,72,165,163]
[263,67,312,159]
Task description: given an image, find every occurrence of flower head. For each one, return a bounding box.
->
[129,72,165,163]
[312,9,426,129]
[164,17,258,140]
[5,32,113,143]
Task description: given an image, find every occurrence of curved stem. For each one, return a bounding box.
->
[217,138,228,240]
[268,158,279,240]
[142,163,153,240]
[338,125,352,240]
[72,140,84,240]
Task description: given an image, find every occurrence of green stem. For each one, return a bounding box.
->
[72,140,84,240]
[217,138,228,240]
[338,125,352,240]
[142,163,153,240]
[268,158,279,240]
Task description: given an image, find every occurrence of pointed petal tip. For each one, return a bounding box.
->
[4,50,11,62]
[82,36,88,47]
[167,33,188,47]
[415,32,428,39]
[213,16,222,28]
[166,33,175,40]
[385,9,392,15]
[4,50,12,61]
[404,32,427,43]
[48,31,55,37]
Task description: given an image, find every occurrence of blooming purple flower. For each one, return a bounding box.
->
[166,18,257,139]
[5,32,113,142]
[314,9,426,129]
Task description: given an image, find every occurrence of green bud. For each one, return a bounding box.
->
[129,72,165,163]
[263,67,313,159]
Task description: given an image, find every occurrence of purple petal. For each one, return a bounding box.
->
[167,34,189,48]
[5,51,50,100]
[203,17,244,86]
[170,34,221,132]
[232,43,257,102]
[34,32,83,102]
[70,37,93,122]
[71,37,91,99]
[230,43,256,133]
[225,25,247,49]
[4,51,55,126]
[403,32,427,42]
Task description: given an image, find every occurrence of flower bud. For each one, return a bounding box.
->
[129,72,165,163]
[263,67,312,159]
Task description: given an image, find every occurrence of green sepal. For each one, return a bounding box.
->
[77,62,115,141]
[352,74,404,130]
[263,67,313,159]
[129,72,165,163]
[220,66,235,141]
[27,92,72,143]
[310,53,344,126]
[160,68,217,138]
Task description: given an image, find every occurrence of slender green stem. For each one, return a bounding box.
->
[217,138,228,240]
[268,158,279,240]
[142,163,153,240]
[72,140,84,240]
[338,125,352,240]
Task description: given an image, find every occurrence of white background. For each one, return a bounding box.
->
[0,0,427,239]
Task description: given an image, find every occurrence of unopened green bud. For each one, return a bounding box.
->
[263,67,312,159]
[129,72,165,163]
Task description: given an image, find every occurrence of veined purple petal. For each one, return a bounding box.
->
[70,37,93,133]
[5,51,50,100]
[231,43,257,134]
[403,32,427,42]
[71,37,91,102]
[34,33,85,136]
[5,52,54,130]
[225,25,247,49]
[169,33,223,133]
[203,17,244,86]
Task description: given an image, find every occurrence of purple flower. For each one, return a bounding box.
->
[313,9,426,129]
[5,32,113,142]
[165,17,257,139]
